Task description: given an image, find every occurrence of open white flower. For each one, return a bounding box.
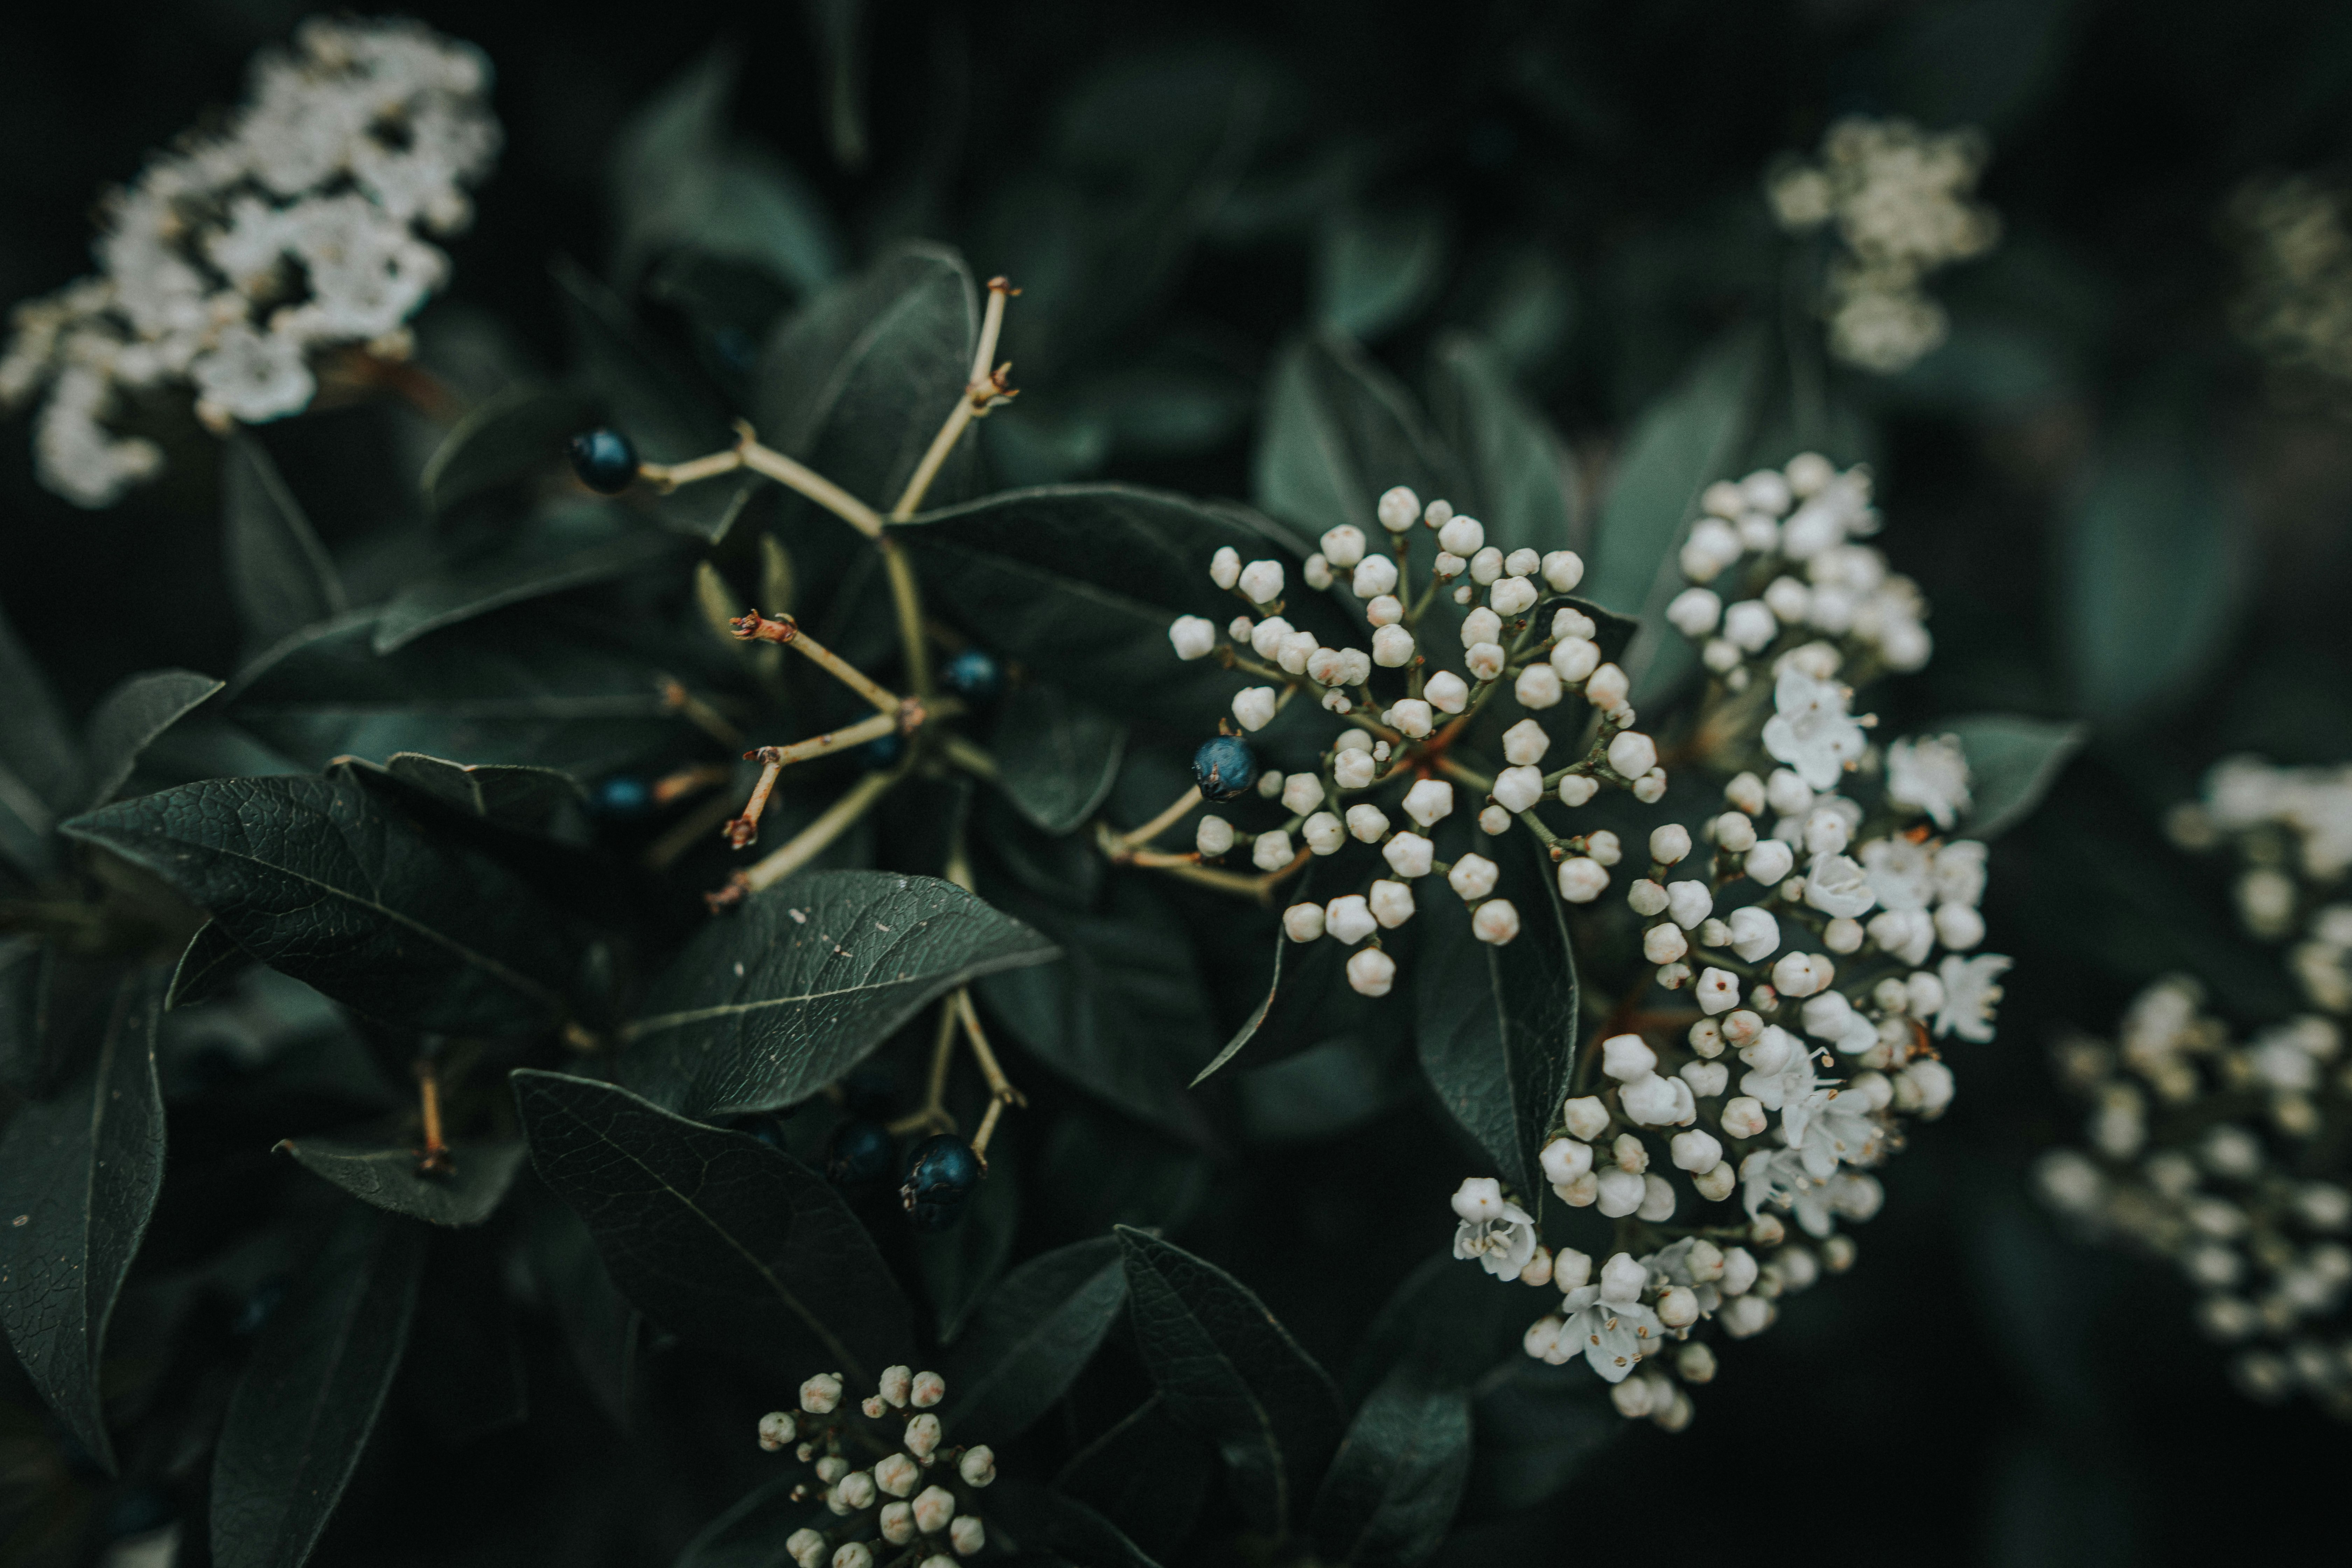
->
[1802,852,1877,918]
[1453,1197,1539,1279]
[1887,734,1972,828]
[1934,953,2011,1042]
[1761,668,1867,790]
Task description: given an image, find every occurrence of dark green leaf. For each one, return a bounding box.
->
[1584,324,1765,630]
[523,1188,640,1429]
[401,1228,528,1444]
[609,48,735,285]
[513,1070,911,1380]
[1190,922,1289,1088]
[210,1202,425,1568]
[2060,383,2247,725]
[1054,1397,1216,1561]
[1253,330,1461,541]
[801,0,868,169]
[1944,714,2087,841]
[1039,1108,1211,1239]
[915,1134,1018,1343]
[619,872,1057,1118]
[166,920,252,1009]
[1427,331,1578,558]
[276,1136,528,1227]
[226,612,683,774]
[988,1480,1166,1568]
[693,152,844,297]
[80,669,222,810]
[1116,1226,1342,1537]
[1308,1362,1472,1568]
[0,601,80,828]
[898,483,1339,734]
[0,969,164,1472]
[674,1477,823,1568]
[223,436,347,653]
[992,685,1127,835]
[62,768,584,1034]
[1239,1035,1415,1144]
[0,758,55,876]
[1315,204,1449,343]
[1415,829,1577,1202]
[1466,1359,1616,1512]
[1344,1254,1530,1407]
[944,1236,1128,1441]
[379,753,589,835]
[420,385,604,513]
[374,505,684,654]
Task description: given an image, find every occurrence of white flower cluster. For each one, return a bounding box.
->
[1666,455,1932,684]
[758,1365,994,1567]
[2226,174,2352,395]
[2041,757,2352,1415]
[1169,485,1619,999]
[1767,116,2000,374]
[0,17,499,506]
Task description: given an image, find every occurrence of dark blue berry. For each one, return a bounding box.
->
[594,775,651,816]
[1194,735,1258,801]
[827,1118,896,1185]
[942,648,1002,700]
[569,428,638,493]
[901,1133,983,1230]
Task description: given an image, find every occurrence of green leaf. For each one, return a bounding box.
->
[378,753,589,835]
[62,768,584,1035]
[512,1070,912,1381]
[1053,1396,1217,1561]
[0,969,165,1473]
[1583,325,1766,617]
[1943,714,2087,841]
[210,1202,425,1568]
[915,1134,1018,1344]
[222,436,347,653]
[896,484,1339,733]
[373,504,684,654]
[0,601,82,831]
[2060,382,2247,725]
[992,685,1127,835]
[225,612,683,774]
[1466,1359,1616,1512]
[420,385,604,513]
[1253,330,1461,541]
[989,1480,1168,1568]
[166,920,252,1009]
[1427,331,1578,559]
[1344,1255,1533,1406]
[1307,1362,1472,1568]
[1116,1226,1342,1537]
[944,1236,1129,1441]
[276,1136,528,1227]
[609,47,735,285]
[756,241,977,516]
[1415,829,1577,1202]
[1190,922,1291,1088]
[690,152,844,298]
[674,1477,823,1568]
[1315,203,1449,343]
[618,872,1057,1118]
[1239,1035,1415,1145]
[79,669,223,810]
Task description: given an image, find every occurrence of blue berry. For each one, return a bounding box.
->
[901,1133,982,1230]
[594,775,651,816]
[942,648,1002,699]
[826,1118,896,1185]
[569,428,638,493]
[1194,735,1258,801]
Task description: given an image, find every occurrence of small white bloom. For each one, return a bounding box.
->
[1232,687,1278,730]
[1426,670,1470,713]
[1746,839,1796,885]
[1602,1033,1658,1081]
[1326,895,1377,944]
[1933,953,2010,1041]
[1384,832,1435,878]
[1473,899,1522,944]
[1586,663,1630,711]
[1169,616,1217,660]
[1253,830,1294,871]
[1453,1194,1539,1278]
[1492,575,1538,616]
[1551,637,1600,683]
[1210,547,1241,589]
[1516,664,1564,708]
[1369,879,1416,927]
[1667,587,1723,637]
[1391,698,1434,737]
[1558,857,1608,902]
[1372,624,1416,667]
[1494,765,1545,813]
[1197,816,1235,857]
[1762,667,1867,790]
[1542,550,1585,592]
[1239,559,1284,604]
[1887,733,1972,828]
[1348,947,1396,997]
[1321,524,1367,568]
[1403,778,1455,826]
[1352,555,1400,598]
[1804,853,1877,918]
[1378,485,1421,532]
[1666,880,1713,929]
[1347,804,1390,842]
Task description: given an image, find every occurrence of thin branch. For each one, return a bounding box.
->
[724,712,899,847]
[729,611,901,716]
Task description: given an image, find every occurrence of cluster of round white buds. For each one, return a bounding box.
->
[760,1366,994,1567]
[2038,756,2352,1416]
[1664,455,1931,687]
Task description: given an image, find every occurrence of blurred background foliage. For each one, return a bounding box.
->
[5,0,2352,1563]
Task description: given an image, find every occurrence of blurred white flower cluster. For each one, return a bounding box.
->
[2227,174,2352,397]
[2040,757,2352,1415]
[1767,116,2000,374]
[0,16,499,506]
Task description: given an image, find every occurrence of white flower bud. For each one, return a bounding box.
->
[1597,1252,1647,1304]
[1347,947,1396,997]
[1339,648,1373,686]
[801,1374,843,1414]
[1425,670,1470,713]
[1596,1167,1646,1216]
[1720,1097,1768,1138]
[1303,553,1334,590]
[1403,778,1455,826]
[1473,899,1522,944]
[1306,646,1348,687]
[1209,547,1241,589]
[1824,915,1863,953]
[879,1503,916,1544]
[1765,574,1811,623]
[1466,642,1507,681]
[1479,804,1510,835]
[1516,664,1564,708]
[950,1516,985,1557]
[1491,575,1538,616]
[1671,1128,1723,1173]
[1696,967,1740,1015]
[1519,1246,1555,1287]
[1713,811,1758,853]
[1368,623,1413,668]
[1196,816,1235,857]
[1558,857,1608,902]
[1278,630,1318,674]
[788,1528,829,1567]
[1438,515,1484,555]
[1443,854,1498,903]
[1433,552,1466,579]
[1452,1176,1505,1220]
[1496,547,1534,578]
[958,1446,996,1488]
[1665,880,1712,929]
[1586,663,1629,711]
[1666,587,1723,638]
[1365,595,1405,629]
[1369,879,1416,927]
[1657,1285,1700,1328]
[1541,1138,1594,1184]
[1558,775,1598,807]
[1325,895,1377,945]
[1391,698,1434,737]
[1647,824,1691,864]
[1644,923,1689,964]
[1562,1096,1611,1142]
[876,1452,921,1497]
[1723,599,1776,651]
[1168,616,1217,660]
[1586,830,1623,866]
[1321,525,1367,568]
[1458,606,1503,649]
[1745,839,1795,884]
[1764,769,1814,817]
[1470,546,1505,584]
[1772,952,1833,997]
[838,1470,878,1510]
[1801,807,1849,856]
[1346,804,1389,842]
[1302,812,1345,856]
[1351,555,1399,598]
[1494,765,1545,813]
[1239,559,1284,604]
[1727,906,1779,961]
[1335,750,1377,789]
[1377,485,1421,532]
[1601,1034,1658,1082]
[1606,730,1657,779]
[1549,637,1600,685]
[1260,769,1288,800]
[1283,903,1326,944]
[911,1484,956,1533]
[1383,832,1435,878]
[1693,1161,1737,1200]
[1935,903,1986,950]
[1628,880,1668,917]
[1620,1071,1683,1126]
[1542,550,1584,592]
[1232,686,1277,731]
[1612,1133,1649,1173]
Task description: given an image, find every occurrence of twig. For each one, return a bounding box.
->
[729,611,901,716]
[1112,786,1204,853]
[415,1058,452,1177]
